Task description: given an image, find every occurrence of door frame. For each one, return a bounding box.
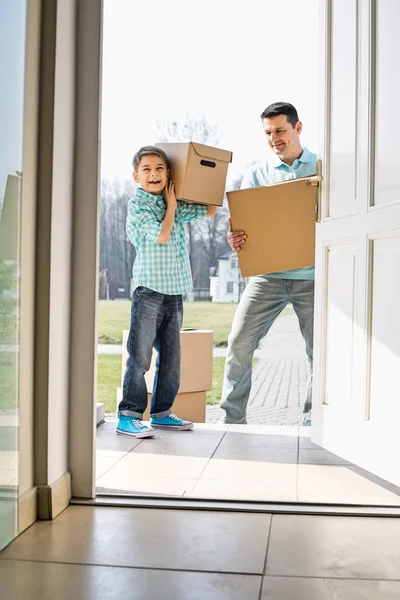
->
[68,0,103,499]
[69,0,400,511]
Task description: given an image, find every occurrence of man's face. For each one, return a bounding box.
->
[262,114,302,159]
[133,154,168,195]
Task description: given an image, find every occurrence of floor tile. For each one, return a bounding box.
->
[222,432,298,449]
[191,422,230,432]
[96,430,143,452]
[0,561,262,600]
[130,428,225,459]
[0,426,16,438]
[96,455,124,478]
[297,465,400,505]
[348,466,400,497]
[299,448,351,465]
[190,461,298,501]
[96,476,197,496]
[200,457,298,483]
[266,514,400,580]
[0,451,18,470]
[97,420,119,432]
[0,506,271,574]
[96,451,209,480]
[298,428,321,449]
[0,468,18,485]
[212,445,297,464]
[261,576,400,599]
[228,425,299,439]
[186,478,297,502]
[0,416,18,428]
[0,434,17,451]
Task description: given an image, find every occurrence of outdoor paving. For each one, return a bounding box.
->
[206,309,310,425]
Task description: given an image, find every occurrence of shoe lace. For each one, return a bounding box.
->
[132,418,144,429]
[169,413,181,422]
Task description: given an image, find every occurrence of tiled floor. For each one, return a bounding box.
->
[96,420,400,506]
[1,505,400,598]
[0,416,18,486]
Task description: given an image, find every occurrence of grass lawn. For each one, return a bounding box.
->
[97,354,258,413]
[97,300,238,347]
[0,352,18,410]
[98,299,292,347]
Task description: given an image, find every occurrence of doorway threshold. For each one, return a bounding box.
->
[71,494,400,517]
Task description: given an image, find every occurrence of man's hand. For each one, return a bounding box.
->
[227,217,247,252]
[164,180,177,211]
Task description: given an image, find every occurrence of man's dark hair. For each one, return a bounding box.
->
[260,102,299,128]
[132,145,170,171]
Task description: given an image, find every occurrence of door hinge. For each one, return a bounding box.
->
[305,159,323,223]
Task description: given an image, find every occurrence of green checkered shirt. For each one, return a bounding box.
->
[126,187,208,295]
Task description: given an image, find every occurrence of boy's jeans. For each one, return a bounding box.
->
[220,277,314,424]
[118,286,183,419]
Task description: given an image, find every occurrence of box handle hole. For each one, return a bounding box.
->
[200,159,216,168]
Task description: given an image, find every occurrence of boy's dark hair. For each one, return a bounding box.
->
[132,145,170,171]
[260,102,299,128]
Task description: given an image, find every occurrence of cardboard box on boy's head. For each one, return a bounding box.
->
[155,142,232,207]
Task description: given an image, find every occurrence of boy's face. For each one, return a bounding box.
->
[133,154,168,195]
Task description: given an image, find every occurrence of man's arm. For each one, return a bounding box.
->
[226,166,258,252]
[227,217,247,252]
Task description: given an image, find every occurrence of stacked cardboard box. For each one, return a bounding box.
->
[119,329,213,422]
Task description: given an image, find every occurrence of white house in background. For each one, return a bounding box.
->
[210,251,248,303]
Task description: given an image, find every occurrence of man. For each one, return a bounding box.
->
[220,102,316,426]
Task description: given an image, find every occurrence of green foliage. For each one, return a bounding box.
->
[0,261,19,343]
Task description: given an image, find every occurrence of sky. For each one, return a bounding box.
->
[0,0,26,204]
[101,0,320,186]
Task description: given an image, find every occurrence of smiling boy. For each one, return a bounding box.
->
[117,145,216,438]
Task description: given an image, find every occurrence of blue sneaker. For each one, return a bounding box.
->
[302,411,312,427]
[150,413,194,431]
[116,417,155,438]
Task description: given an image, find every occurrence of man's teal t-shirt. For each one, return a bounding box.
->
[240,147,316,280]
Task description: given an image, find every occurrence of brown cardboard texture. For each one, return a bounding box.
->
[155,142,232,206]
[227,177,316,278]
[122,329,213,394]
[143,392,206,423]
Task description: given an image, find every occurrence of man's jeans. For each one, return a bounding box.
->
[220,277,314,424]
[118,287,183,419]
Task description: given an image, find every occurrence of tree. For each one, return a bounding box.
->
[0,261,19,342]
[153,113,222,147]
[99,178,137,298]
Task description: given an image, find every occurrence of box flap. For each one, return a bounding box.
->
[191,142,232,164]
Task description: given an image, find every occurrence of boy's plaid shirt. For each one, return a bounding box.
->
[126,187,208,295]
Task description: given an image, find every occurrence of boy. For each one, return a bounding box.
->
[117,145,216,438]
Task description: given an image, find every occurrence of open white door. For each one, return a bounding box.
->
[312,0,400,487]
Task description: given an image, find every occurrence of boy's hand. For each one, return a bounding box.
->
[227,217,247,252]
[164,180,177,211]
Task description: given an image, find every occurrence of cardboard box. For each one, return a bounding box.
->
[144,391,206,423]
[227,177,317,278]
[116,387,207,423]
[122,329,213,393]
[155,142,232,206]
